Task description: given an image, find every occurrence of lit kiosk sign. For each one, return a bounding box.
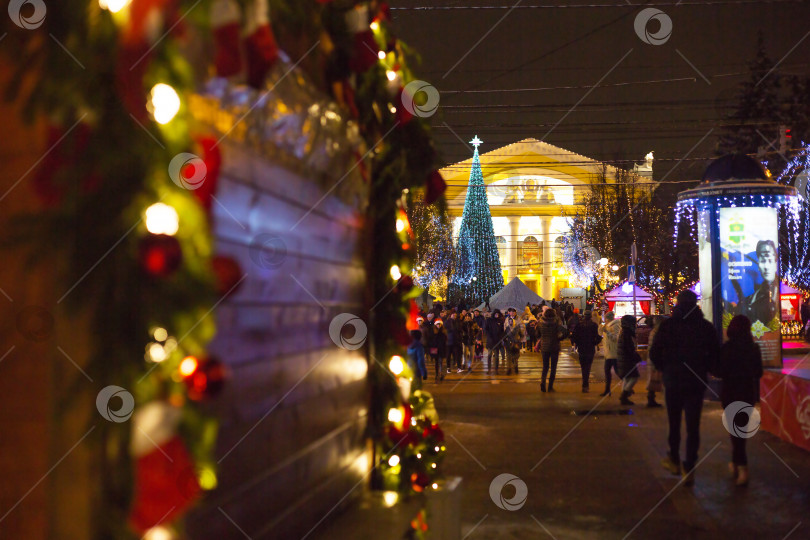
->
[677,155,797,368]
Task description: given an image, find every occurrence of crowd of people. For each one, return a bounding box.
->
[406,290,765,487]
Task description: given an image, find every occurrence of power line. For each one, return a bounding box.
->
[392,1,806,9]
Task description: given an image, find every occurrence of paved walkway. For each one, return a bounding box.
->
[427,349,810,540]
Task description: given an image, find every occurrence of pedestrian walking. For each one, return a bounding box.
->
[484,309,506,374]
[714,314,763,486]
[431,318,448,381]
[504,309,524,375]
[650,289,720,486]
[617,315,642,405]
[535,307,568,392]
[600,311,621,396]
[461,313,479,372]
[645,315,665,408]
[522,306,536,352]
[407,330,428,381]
[571,310,602,392]
[447,312,463,373]
[801,297,810,339]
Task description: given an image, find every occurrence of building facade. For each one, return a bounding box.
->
[440,138,654,301]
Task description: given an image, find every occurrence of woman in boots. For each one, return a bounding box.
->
[714,314,763,486]
[600,311,621,396]
[645,315,665,408]
[535,308,568,392]
[617,315,642,405]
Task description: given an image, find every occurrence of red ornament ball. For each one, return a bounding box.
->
[139,234,182,277]
[211,255,243,296]
[396,275,414,293]
[423,423,444,443]
[184,357,226,401]
[410,471,430,492]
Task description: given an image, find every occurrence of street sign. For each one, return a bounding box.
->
[628,264,636,284]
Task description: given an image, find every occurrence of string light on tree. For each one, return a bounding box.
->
[99,0,131,12]
[777,142,810,287]
[149,84,181,125]
[389,355,404,375]
[449,136,504,304]
[145,203,179,236]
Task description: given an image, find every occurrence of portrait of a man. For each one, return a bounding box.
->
[738,239,779,324]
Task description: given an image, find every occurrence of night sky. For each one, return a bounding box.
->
[390,0,810,189]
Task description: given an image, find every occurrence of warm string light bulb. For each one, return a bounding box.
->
[145,203,179,236]
[149,83,181,124]
[388,455,400,467]
[387,407,403,424]
[179,356,199,377]
[386,70,397,82]
[378,50,386,60]
[142,527,174,540]
[390,265,402,281]
[389,356,404,375]
[99,0,131,12]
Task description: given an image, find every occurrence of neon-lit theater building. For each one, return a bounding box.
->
[440,138,655,300]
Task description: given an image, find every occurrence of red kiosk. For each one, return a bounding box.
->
[604,282,654,317]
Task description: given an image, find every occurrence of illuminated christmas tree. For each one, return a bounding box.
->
[778,142,810,287]
[449,136,504,305]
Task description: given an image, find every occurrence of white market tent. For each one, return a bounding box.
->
[477,277,545,311]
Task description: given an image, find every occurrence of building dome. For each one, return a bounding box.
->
[702,154,769,184]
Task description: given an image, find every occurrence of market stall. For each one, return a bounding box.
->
[604,282,654,317]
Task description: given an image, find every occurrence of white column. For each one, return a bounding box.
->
[541,216,553,300]
[508,216,520,283]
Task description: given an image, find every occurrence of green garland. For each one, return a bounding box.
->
[5,0,448,536]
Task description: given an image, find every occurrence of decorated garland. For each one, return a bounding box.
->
[5,0,447,537]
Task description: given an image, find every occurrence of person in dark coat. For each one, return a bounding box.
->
[617,315,642,405]
[431,318,448,381]
[714,314,763,486]
[535,308,569,392]
[484,309,506,374]
[801,297,810,339]
[650,289,720,486]
[446,312,463,372]
[407,330,428,381]
[571,310,602,392]
[461,314,480,372]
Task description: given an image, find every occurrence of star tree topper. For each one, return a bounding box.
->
[470,135,482,148]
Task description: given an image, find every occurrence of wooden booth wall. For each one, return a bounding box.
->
[186,135,370,539]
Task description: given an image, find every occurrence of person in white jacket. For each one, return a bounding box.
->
[599,311,621,396]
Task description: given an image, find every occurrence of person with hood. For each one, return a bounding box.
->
[484,309,506,374]
[650,289,720,486]
[599,311,621,396]
[714,314,763,486]
[617,315,642,405]
[407,329,428,381]
[431,318,448,381]
[535,307,569,392]
[571,310,602,392]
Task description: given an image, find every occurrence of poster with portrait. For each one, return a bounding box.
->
[521,236,540,272]
[719,207,781,366]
